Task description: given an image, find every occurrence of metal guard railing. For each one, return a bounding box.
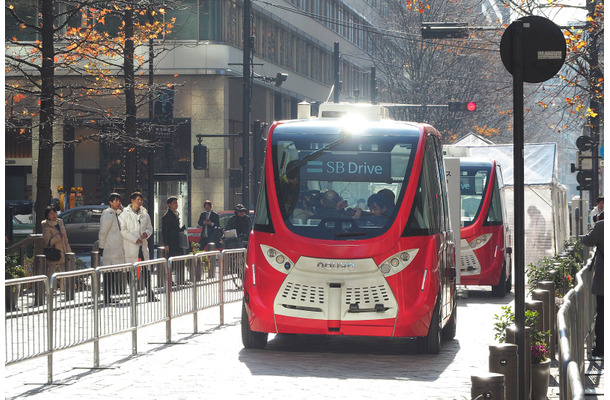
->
[5,248,246,384]
[557,252,596,400]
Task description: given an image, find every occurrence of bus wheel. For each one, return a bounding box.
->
[241,302,268,349]
[442,300,457,341]
[417,297,442,354]
[491,264,507,298]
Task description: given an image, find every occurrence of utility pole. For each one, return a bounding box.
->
[147,6,155,257]
[242,0,252,209]
[370,67,377,105]
[333,42,340,103]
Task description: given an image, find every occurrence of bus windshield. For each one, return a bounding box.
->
[272,131,419,240]
[460,163,492,227]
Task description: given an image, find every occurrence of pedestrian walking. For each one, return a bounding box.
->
[582,212,604,357]
[197,200,220,250]
[41,205,72,291]
[98,193,126,304]
[162,196,186,284]
[119,192,159,302]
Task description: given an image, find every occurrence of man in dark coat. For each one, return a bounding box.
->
[198,200,220,250]
[162,196,186,284]
[582,213,604,357]
[225,204,252,248]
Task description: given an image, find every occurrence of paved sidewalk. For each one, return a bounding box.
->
[4,292,603,399]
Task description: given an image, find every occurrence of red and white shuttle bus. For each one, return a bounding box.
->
[458,159,512,296]
[242,103,457,353]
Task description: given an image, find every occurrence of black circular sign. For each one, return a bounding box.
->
[500,16,566,83]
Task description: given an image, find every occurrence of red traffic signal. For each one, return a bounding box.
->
[448,101,477,111]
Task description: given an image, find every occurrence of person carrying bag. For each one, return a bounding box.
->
[41,205,72,291]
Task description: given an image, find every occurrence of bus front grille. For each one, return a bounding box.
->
[345,285,390,306]
[280,281,325,306]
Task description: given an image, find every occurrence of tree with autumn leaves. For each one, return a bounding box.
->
[369,0,602,143]
[5,0,176,233]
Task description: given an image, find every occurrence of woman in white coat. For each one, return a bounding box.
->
[98,193,126,304]
[119,192,158,302]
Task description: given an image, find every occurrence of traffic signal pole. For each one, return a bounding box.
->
[588,0,601,203]
[242,0,252,209]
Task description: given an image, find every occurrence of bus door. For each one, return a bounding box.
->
[431,135,455,319]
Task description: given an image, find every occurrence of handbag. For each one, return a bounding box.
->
[178,230,189,249]
[43,238,61,262]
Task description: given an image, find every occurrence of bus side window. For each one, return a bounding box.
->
[484,177,503,226]
[254,172,274,233]
[404,138,441,236]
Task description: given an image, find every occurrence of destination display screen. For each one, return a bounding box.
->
[302,153,391,183]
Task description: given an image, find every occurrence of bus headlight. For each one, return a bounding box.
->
[469,234,492,250]
[378,249,419,277]
[260,245,293,274]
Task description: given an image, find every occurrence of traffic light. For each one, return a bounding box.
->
[153,87,174,124]
[576,169,593,191]
[275,72,288,87]
[229,169,242,187]
[193,144,207,170]
[576,135,593,151]
[447,101,477,111]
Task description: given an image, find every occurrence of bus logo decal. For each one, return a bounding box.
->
[316,261,356,271]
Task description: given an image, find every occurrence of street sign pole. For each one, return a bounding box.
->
[500,16,566,399]
[511,20,526,400]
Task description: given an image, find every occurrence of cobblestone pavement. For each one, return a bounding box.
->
[4,289,603,400]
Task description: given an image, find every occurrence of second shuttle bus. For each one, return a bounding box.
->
[458,158,512,296]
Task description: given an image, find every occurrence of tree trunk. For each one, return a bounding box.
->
[35,0,55,238]
[124,5,138,195]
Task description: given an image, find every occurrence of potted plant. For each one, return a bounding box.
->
[493,306,551,400]
[5,255,27,311]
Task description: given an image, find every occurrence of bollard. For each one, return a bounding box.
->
[537,280,556,357]
[471,373,505,399]
[34,254,47,306]
[489,343,518,400]
[91,251,101,269]
[157,247,166,289]
[207,243,216,279]
[525,299,544,336]
[532,289,552,358]
[506,324,532,400]
[64,252,76,301]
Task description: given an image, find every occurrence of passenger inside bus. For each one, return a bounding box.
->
[313,190,362,220]
[367,192,394,219]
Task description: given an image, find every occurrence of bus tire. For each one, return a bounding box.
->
[241,302,268,349]
[417,296,442,354]
[491,264,507,298]
[442,300,457,341]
